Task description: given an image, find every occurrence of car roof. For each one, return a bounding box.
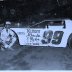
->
[42,18,70,21]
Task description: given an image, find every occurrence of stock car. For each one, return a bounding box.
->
[0,18,72,49]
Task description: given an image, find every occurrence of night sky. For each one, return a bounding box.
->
[0,0,72,22]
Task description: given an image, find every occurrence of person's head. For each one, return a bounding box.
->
[5,21,11,29]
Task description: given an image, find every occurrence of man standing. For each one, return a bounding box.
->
[0,21,16,51]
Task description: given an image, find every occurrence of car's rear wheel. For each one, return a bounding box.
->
[67,34,72,49]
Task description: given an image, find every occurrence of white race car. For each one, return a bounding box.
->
[0,19,72,48]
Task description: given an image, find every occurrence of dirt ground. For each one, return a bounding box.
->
[0,46,72,70]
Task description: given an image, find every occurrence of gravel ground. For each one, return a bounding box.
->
[0,46,72,70]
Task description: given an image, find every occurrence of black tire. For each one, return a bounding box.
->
[67,34,72,49]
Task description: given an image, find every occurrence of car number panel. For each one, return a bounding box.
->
[11,28,68,47]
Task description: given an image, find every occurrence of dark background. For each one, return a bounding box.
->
[0,0,72,22]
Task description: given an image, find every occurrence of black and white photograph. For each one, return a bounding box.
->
[0,0,72,71]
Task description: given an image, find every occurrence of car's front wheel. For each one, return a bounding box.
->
[1,32,19,50]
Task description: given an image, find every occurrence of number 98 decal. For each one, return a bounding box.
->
[41,30,64,45]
